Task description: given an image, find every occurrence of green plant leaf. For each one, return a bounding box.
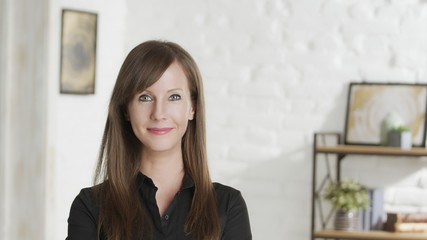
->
[323,179,369,211]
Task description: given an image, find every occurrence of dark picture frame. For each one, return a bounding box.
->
[60,9,97,94]
[344,82,427,147]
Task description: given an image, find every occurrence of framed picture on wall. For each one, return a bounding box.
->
[60,9,98,94]
[343,82,427,147]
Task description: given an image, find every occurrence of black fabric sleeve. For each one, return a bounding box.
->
[221,191,252,240]
[66,188,99,240]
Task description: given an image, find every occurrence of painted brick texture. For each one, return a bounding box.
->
[47,1,427,240]
[123,0,427,239]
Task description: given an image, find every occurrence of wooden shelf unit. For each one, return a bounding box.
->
[311,133,427,240]
[316,145,427,157]
[314,230,427,240]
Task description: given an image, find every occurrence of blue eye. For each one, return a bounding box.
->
[139,94,152,102]
[169,94,181,101]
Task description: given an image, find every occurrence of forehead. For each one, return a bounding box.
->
[145,62,189,92]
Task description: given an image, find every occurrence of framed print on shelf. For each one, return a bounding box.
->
[343,82,427,147]
[60,9,97,94]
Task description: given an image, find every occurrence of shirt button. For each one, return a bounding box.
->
[164,214,170,220]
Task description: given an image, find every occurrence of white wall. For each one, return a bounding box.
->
[51,0,127,240]
[2,0,427,240]
[123,1,427,239]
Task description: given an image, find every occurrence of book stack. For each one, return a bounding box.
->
[384,212,427,233]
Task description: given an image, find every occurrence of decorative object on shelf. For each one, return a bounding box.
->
[380,112,405,145]
[60,9,98,94]
[324,179,370,231]
[334,210,360,231]
[363,188,385,231]
[344,82,427,147]
[384,212,427,233]
[387,125,412,149]
[380,112,412,149]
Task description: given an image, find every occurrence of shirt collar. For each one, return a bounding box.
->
[136,171,195,190]
[181,174,194,190]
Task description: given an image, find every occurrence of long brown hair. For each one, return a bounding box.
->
[94,40,220,240]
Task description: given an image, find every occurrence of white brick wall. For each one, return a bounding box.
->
[123,1,427,239]
[42,0,427,239]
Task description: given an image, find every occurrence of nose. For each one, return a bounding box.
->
[151,100,166,120]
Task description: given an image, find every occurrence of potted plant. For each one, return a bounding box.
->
[387,125,412,149]
[324,179,369,231]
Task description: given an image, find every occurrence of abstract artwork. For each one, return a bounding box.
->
[60,9,97,94]
[344,82,427,147]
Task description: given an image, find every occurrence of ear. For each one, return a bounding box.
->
[189,105,195,120]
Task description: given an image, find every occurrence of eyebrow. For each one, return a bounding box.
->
[142,88,184,95]
[167,88,184,92]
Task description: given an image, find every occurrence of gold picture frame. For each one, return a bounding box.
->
[60,9,97,94]
[344,82,427,147]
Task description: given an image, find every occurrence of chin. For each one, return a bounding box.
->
[143,142,181,153]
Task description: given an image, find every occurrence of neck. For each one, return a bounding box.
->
[140,148,186,217]
[140,148,185,185]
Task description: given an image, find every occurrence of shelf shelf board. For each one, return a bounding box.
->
[316,145,427,157]
[314,230,427,240]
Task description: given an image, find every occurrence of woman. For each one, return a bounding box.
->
[66,40,252,240]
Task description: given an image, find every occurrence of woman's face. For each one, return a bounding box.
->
[127,62,195,154]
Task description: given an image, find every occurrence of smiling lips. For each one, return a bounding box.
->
[147,128,173,135]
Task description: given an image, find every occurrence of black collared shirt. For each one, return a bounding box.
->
[66,173,252,240]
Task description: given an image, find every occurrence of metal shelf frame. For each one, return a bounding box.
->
[311,132,427,240]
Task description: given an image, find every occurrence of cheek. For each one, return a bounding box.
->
[128,102,150,119]
[169,104,193,121]
[128,105,149,129]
